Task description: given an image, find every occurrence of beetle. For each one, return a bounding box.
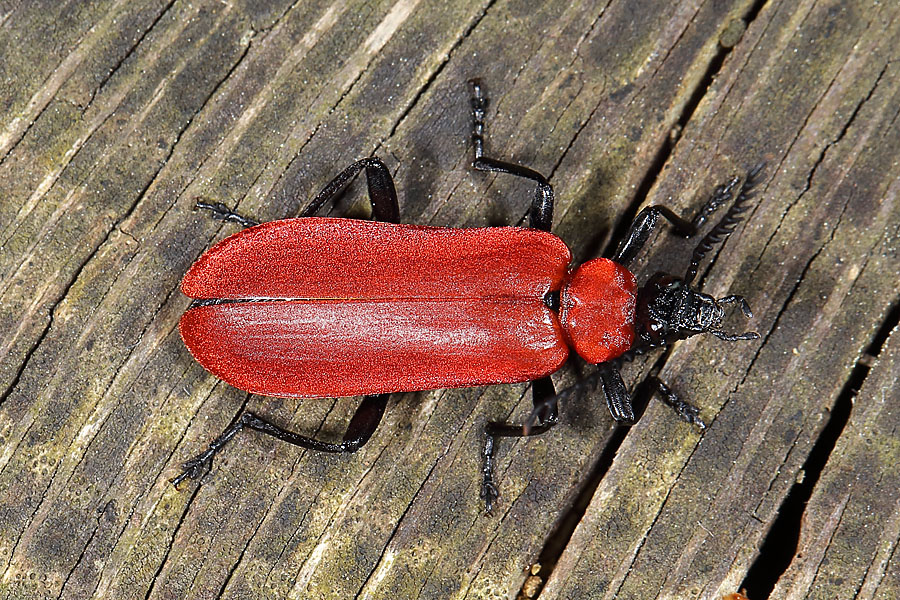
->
[172,80,763,512]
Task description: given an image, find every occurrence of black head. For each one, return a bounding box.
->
[635,273,758,348]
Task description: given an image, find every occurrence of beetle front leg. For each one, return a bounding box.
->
[611,175,743,267]
[646,377,705,428]
[597,364,636,423]
[524,364,705,430]
[603,370,705,429]
[611,206,699,266]
[598,366,705,428]
[481,376,558,513]
[172,393,389,487]
[194,200,260,228]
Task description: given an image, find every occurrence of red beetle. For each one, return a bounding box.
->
[173,81,762,511]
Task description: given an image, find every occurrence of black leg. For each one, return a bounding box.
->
[193,157,401,228]
[476,335,707,512]
[481,376,557,513]
[300,157,400,224]
[172,393,390,487]
[469,80,554,232]
[598,364,635,423]
[523,363,706,430]
[596,369,706,427]
[613,163,766,272]
[195,200,260,228]
[468,80,559,511]
[647,377,705,428]
[611,171,747,267]
[612,206,699,266]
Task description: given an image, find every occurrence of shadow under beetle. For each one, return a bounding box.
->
[173,80,763,512]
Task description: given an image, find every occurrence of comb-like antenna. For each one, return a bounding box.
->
[684,162,766,284]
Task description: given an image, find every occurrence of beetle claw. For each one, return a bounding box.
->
[481,480,499,515]
[524,396,558,435]
[711,329,759,342]
[680,405,707,430]
[194,199,230,215]
[170,454,213,488]
[193,198,260,228]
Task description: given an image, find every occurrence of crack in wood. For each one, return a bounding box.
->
[742,296,900,598]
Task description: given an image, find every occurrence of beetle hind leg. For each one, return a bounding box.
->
[171,393,389,487]
[194,156,401,230]
[301,157,400,223]
[194,200,260,228]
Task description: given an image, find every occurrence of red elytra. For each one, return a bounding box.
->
[179,217,636,397]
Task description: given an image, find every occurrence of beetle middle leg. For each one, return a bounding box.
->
[468,81,564,511]
[469,79,555,231]
[172,393,390,487]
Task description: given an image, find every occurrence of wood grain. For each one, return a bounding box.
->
[0,1,896,599]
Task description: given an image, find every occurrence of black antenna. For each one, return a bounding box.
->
[684,162,766,284]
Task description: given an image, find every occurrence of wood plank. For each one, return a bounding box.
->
[539,0,900,597]
[770,323,900,599]
[0,0,896,599]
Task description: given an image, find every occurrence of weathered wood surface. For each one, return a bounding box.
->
[770,313,900,599]
[0,1,896,599]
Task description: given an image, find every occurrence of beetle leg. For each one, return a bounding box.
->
[611,205,700,266]
[469,79,555,232]
[480,376,557,513]
[610,164,765,268]
[613,179,742,265]
[193,157,400,228]
[194,200,260,228]
[600,368,706,428]
[710,329,760,342]
[689,176,742,231]
[171,394,389,486]
[646,377,706,429]
[597,364,636,423]
[717,294,754,318]
[301,157,400,223]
